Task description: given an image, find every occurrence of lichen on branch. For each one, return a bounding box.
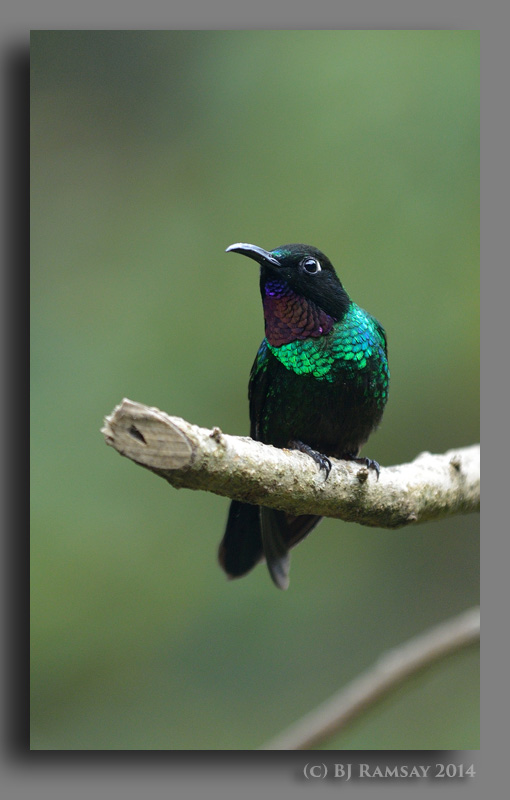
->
[101,399,480,529]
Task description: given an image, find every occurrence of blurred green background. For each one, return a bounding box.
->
[30,30,479,750]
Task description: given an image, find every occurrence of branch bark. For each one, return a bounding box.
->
[259,606,480,750]
[101,399,479,529]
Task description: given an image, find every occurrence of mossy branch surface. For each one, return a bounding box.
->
[102,399,480,529]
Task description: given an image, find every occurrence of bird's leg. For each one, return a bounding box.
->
[342,453,381,480]
[288,440,332,479]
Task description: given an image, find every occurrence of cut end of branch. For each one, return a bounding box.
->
[102,398,193,470]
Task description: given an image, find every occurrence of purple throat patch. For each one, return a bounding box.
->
[262,281,335,346]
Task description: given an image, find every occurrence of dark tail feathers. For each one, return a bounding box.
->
[218,500,321,589]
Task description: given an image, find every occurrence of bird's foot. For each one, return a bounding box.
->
[342,454,381,480]
[289,440,332,479]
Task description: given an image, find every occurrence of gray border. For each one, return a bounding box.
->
[13,0,494,797]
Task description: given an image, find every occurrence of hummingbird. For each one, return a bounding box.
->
[218,243,389,589]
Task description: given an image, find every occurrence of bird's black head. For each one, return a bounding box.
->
[226,242,350,320]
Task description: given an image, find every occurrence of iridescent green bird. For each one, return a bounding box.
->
[218,243,389,589]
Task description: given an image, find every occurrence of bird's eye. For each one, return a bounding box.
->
[302,257,321,274]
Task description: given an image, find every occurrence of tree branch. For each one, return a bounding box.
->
[101,399,480,529]
[259,606,480,750]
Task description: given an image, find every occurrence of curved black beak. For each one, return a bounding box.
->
[226,242,280,267]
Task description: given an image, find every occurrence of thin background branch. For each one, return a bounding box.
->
[259,606,480,750]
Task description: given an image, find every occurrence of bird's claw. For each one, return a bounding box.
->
[343,454,381,480]
[312,452,332,478]
[289,440,332,479]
